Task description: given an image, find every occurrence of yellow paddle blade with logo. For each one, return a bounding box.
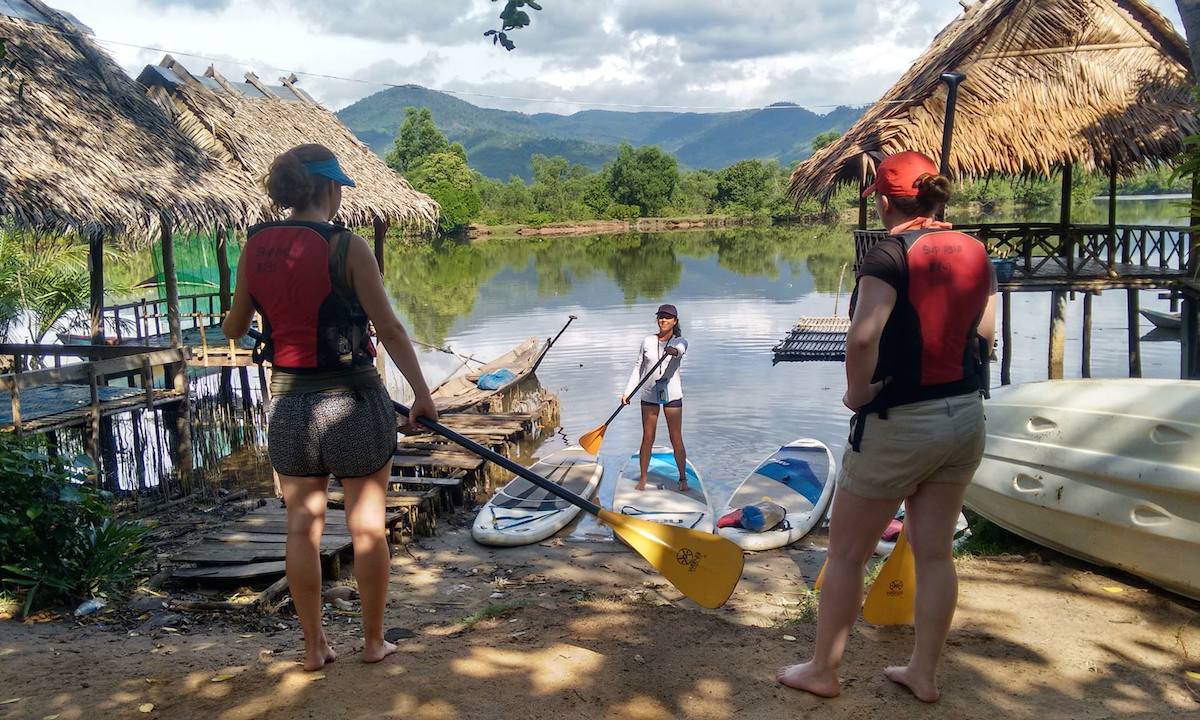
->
[597,508,744,609]
[862,529,916,625]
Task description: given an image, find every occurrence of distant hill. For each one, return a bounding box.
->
[336,85,863,181]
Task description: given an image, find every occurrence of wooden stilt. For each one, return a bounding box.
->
[161,224,183,348]
[216,227,233,314]
[1107,165,1118,273]
[1182,295,1199,379]
[1001,290,1012,386]
[1126,290,1142,378]
[1081,292,1093,379]
[160,220,192,480]
[1048,290,1067,380]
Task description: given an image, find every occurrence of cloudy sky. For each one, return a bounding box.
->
[50,0,1187,115]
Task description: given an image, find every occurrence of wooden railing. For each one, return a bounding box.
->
[853,224,1192,283]
[0,345,190,443]
[92,292,225,342]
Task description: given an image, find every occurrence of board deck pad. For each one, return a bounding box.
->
[719,440,836,551]
[614,448,712,533]
[473,447,602,546]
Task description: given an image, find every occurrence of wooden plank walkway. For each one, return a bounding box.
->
[0,385,186,432]
[169,504,402,584]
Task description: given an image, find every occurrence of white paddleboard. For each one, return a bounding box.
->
[472,446,602,547]
[613,446,712,533]
[717,439,836,551]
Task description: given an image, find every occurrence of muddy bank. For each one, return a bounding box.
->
[470,215,760,240]
[1,521,1197,720]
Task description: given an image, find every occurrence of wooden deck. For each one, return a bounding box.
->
[0,384,185,432]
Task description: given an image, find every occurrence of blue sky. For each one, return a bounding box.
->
[50,0,1189,115]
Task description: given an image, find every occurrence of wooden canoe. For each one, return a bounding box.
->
[429,337,541,413]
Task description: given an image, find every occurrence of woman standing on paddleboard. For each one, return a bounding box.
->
[223,144,437,672]
[621,304,689,491]
[777,151,996,703]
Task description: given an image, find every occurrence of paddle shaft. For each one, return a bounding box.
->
[395,400,603,516]
[938,71,965,177]
[600,352,670,427]
[530,315,577,374]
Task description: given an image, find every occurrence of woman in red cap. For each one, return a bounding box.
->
[224,144,437,672]
[778,151,996,702]
[621,303,689,491]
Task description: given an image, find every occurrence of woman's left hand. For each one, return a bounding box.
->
[843,380,886,411]
[664,345,680,357]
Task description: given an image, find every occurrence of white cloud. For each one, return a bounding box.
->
[46,0,1189,115]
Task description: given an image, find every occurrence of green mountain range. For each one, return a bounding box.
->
[336,85,864,181]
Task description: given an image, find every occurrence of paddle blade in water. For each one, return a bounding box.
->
[578,425,606,456]
[862,529,915,625]
[598,508,744,609]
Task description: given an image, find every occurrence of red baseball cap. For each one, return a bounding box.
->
[861,151,938,198]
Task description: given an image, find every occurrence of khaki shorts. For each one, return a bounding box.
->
[839,393,985,501]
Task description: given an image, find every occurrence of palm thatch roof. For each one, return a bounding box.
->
[790,0,1198,203]
[0,0,263,245]
[140,56,439,231]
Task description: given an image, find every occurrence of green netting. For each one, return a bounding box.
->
[147,231,242,300]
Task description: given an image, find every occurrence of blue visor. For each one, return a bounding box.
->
[303,158,356,188]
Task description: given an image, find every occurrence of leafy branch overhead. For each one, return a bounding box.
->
[484,0,542,51]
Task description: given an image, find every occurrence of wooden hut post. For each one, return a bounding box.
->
[1182,175,1200,379]
[1107,165,1118,272]
[160,220,193,481]
[1000,291,1012,386]
[216,227,233,314]
[1081,292,1093,378]
[373,218,388,272]
[1047,164,1072,380]
[88,232,105,342]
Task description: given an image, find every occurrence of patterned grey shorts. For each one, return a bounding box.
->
[267,386,397,478]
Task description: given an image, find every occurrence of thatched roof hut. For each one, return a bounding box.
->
[0,0,262,244]
[789,0,1198,203]
[139,56,439,231]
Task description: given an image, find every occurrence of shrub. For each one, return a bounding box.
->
[0,435,147,615]
[605,203,641,221]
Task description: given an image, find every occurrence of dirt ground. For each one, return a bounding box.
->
[1,524,1198,720]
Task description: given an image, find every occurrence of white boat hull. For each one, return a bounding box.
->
[966,379,1200,600]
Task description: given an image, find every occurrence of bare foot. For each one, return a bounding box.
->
[884,665,940,703]
[776,662,841,698]
[636,480,647,491]
[303,638,337,672]
[678,479,689,492]
[362,639,398,664]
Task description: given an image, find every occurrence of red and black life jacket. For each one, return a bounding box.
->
[243,221,374,372]
[851,228,992,414]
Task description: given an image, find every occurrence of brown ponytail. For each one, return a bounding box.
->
[265,144,335,211]
[890,172,952,217]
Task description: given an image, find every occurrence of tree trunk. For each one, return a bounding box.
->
[1180,1,1200,80]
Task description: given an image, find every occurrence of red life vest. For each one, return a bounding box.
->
[851,228,992,411]
[243,221,374,372]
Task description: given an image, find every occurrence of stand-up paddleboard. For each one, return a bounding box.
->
[717,440,836,551]
[472,447,603,547]
[613,446,712,533]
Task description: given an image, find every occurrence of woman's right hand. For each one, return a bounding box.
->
[620,395,630,406]
[405,394,438,433]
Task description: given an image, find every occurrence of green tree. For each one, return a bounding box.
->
[715,159,779,212]
[410,152,481,233]
[386,107,451,173]
[674,170,718,215]
[606,143,679,217]
[0,229,101,354]
[811,130,841,153]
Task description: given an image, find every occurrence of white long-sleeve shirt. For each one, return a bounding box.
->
[624,334,688,403]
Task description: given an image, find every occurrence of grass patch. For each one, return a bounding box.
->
[955,513,1032,558]
[776,589,820,626]
[459,601,524,628]
[863,558,884,589]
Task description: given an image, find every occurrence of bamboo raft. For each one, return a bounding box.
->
[772,316,851,364]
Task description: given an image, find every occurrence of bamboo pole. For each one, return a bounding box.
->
[1001,290,1012,386]
[161,224,183,348]
[1048,290,1067,380]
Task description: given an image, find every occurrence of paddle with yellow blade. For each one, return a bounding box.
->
[578,353,669,456]
[393,399,744,609]
[812,528,916,625]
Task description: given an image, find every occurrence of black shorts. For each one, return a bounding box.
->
[641,399,683,409]
[267,385,397,478]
